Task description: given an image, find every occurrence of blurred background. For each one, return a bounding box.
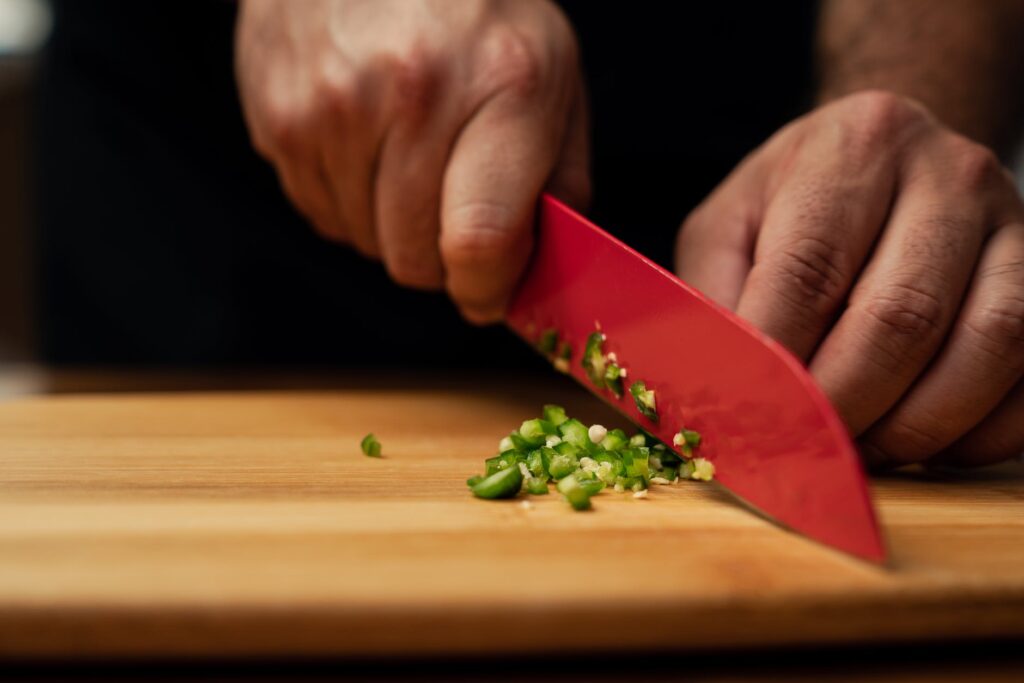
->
[2,1,1023,368]
[0,0,49,362]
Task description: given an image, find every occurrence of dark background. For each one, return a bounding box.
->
[7,1,821,367]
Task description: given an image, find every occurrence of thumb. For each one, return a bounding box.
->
[440,87,576,324]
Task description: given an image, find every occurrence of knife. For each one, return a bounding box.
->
[506,194,885,562]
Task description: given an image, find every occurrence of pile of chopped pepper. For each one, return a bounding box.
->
[466,404,715,511]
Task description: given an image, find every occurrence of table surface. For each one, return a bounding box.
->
[1,366,1022,679]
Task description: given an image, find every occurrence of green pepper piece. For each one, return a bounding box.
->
[601,428,628,452]
[466,475,484,487]
[360,433,382,457]
[622,447,651,482]
[581,331,607,389]
[470,465,523,499]
[526,477,550,495]
[526,449,547,478]
[576,476,606,496]
[508,432,533,452]
[548,452,579,480]
[557,475,593,511]
[558,418,590,449]
[629,381,659,422]
[537,328,558,355]
[553,440,580,457]
[519,418,557,447]
[542,404,569,427]
[604,362,624,397]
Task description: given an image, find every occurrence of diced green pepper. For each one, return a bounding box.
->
[673,427,703,457]
[629,381,659,422]
[466,475,484,487]
[519,418,557,447]
[526,477,550,495]
[691,457,715,481]
[526,449,547,478]
[470,466,523,499]
[622,447,650,482]
[557,475,593,511]
[537,328,558,355]
[542,404,569,427]
[548,452,579,480]
[582,331,607,389]
[508,432,533,453]
[601,428,628,452]
[558,418,590,449]
[604,363,624,398]
[360,433,382,457]
[575,475,606,496]
[553,342,572,373]
[554,441,580,457]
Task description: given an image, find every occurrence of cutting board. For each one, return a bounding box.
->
[1,378,1023,658]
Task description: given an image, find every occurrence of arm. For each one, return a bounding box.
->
[817,0,1024,159]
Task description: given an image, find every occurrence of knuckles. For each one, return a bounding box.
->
[314,64,360,119]
[441,202,524,268]
[963,292,1024,368]
[829,89,929,158]
[253,83,311,158]
[761,235,849,316]
[943,136,1005,194]
[858,282,947,354]
[476,26,545,100]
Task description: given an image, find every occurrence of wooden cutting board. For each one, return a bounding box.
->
[1,379,1022,658]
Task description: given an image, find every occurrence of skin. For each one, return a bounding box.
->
[235,0,589,324]
[237,0,1024,468]
[677,0,1024,468]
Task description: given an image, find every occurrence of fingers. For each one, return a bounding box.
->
[808,143,999,435]
[863,223,1024,464]
[674,148,770,310]
[373,58,450,290]
[317,66,382,257]
[274,151,349,243]
[939,378,1024,467]
[544,78,591,212]
[731,110,901,360]
[440,83,571,323]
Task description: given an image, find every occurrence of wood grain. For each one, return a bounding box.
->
[0,381,1022,658]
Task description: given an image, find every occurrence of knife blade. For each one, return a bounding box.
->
[506,194,885,562]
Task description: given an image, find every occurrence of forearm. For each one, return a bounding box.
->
[816,0,1024,159]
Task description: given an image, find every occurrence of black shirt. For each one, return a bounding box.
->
[34,0,817,367]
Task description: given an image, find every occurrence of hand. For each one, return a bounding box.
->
[676,90,1024,468]
[235,0,589,322]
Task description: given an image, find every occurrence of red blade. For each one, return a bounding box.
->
[507,195,885,562]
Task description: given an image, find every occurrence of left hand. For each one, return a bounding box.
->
[675,90,1024,469]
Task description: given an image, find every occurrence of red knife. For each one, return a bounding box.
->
[506,194,885,562]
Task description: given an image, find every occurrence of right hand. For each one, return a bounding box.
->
[235,0,590,322]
